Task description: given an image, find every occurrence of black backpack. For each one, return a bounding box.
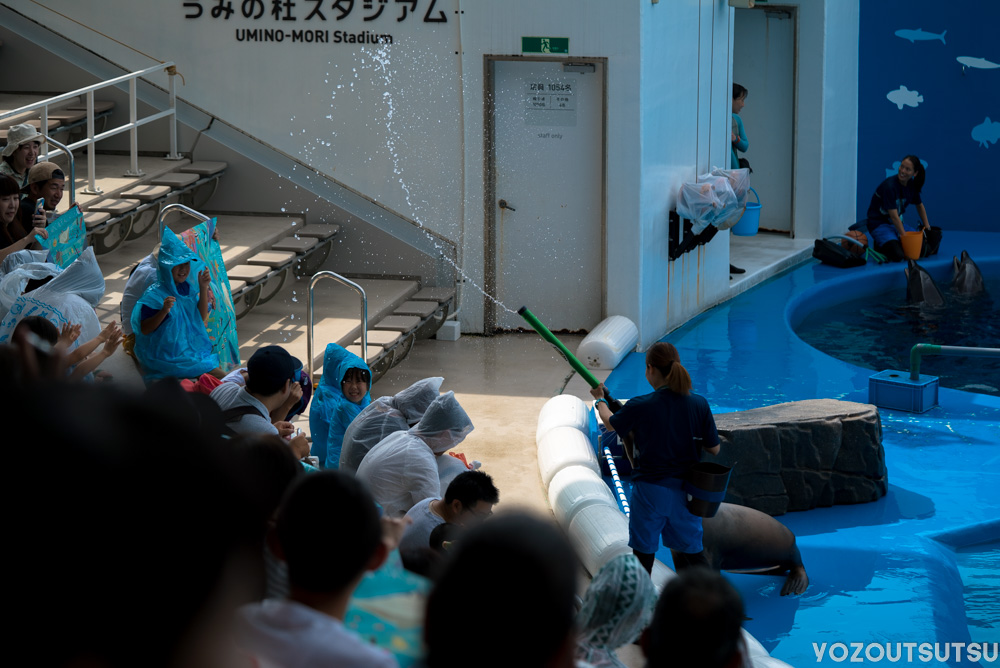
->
[812,238,865,268]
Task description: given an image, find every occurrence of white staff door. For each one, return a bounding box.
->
[487,59,605,331]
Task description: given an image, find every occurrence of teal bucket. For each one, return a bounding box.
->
[732,187,761,237]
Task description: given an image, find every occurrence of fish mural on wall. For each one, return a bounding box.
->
[956,56,1000,70]
[887,85,924,110]
[894,28,947,44]
[885,158,929,179]
[971,117,1000,148]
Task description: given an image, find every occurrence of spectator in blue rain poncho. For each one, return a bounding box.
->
[309,343,371,468]
[131,228,222,381]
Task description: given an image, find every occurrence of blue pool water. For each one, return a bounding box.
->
[601,232,1000,666]
[796,277,1000,397]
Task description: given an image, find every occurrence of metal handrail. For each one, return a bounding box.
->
[910,343,1000,380]
[158,203,212,243]
[0,62,180,194]
[308,271,368,383]
[41,135,75,207]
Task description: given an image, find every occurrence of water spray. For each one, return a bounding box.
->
[517,306,624,411]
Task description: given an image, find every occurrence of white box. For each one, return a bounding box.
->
[435,320,461,341]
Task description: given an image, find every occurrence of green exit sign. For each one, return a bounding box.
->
[522,37,569,54]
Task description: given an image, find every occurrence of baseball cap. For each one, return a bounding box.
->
[246,346,303,395]
[24,162,65,191]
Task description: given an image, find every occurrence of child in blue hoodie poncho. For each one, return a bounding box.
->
[131,228,221,381]
[309,343,371,468]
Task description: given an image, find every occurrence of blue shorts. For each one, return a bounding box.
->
[628,479,704,555]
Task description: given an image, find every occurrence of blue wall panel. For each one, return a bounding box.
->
[858,0,1000,231]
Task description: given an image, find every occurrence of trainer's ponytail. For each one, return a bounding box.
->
[646,342,692,395]
[903,154,925,193]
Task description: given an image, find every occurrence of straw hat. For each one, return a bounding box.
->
[2,123,44,158]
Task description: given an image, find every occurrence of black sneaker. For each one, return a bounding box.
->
[730,264,746,274]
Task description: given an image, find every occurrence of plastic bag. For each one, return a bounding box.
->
[676,172,740,230]
[0,248,105,349]
[711,167,751,208]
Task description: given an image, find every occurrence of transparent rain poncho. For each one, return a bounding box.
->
[131,228,218,381]
[575,554,656,668]
[119,254,157,336]
[355,391,474,517]
[0,247,105,350]
[339,376,444,473]
[309,343,372,468]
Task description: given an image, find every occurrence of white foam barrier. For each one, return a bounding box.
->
[535,394,590,444]
[567,502,631,575]
[537,426,600,488]
[548,465,619,527]
[576,315,639,371]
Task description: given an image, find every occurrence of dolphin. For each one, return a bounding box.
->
[957,56,1000,70]
[895,28,946,44]
[952,250,985,295]
[905,260,946,306]
[672,502,809,596]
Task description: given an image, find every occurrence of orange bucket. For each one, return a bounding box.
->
[901,231,923,260]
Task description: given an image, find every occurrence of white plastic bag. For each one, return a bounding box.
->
[676,182,721,234]
[0,248,105,349]
[711,167,751,208]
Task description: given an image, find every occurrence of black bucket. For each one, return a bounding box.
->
[683,462,733,518]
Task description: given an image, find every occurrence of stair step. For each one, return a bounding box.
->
[394,300,437,318]
[229,279,247,294]
[65,100,115,113]
[372,315,421,332]
[180,161,228,176]
[120,184,172,202]
[83,211,111,230]
[246,250,296,267]
[227,264,270,283]
[46,110,88,124]
[295,224,340,240]
[345,345,384,366]
[150,172,199,188]
[87,198,140,214]
[354,330,401,349]
[412,287,456,302]
[271,236,318,253]
[0,119,61,137]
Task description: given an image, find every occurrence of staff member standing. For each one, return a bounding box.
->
[591,342,720,575]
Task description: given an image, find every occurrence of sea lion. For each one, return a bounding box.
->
[952,250,985,295]
[672,502,809,596]
[905,260,946,306]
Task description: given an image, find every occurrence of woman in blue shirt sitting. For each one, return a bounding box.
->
[866,155,935,262]
[591,342,721,575]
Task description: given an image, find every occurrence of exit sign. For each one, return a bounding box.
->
[522,37,569,54]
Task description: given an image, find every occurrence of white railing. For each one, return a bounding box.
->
[0,62,181,196]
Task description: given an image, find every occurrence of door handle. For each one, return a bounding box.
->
[498,199,516,212]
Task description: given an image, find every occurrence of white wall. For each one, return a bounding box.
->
[637,0,732,346]
[3,0,859,344]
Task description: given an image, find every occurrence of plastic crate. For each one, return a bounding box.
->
[868,370,939,413]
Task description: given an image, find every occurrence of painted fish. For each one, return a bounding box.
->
[956,56,1000,70]
[952,250,985,296]
[886,85,924,110]
[895,28,947,44]
[972,117,1000,148]
[905,260,946,307]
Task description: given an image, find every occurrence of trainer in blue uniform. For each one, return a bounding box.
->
[866,154,936,262]
[592,342,720,575]
[309,343,372,468]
